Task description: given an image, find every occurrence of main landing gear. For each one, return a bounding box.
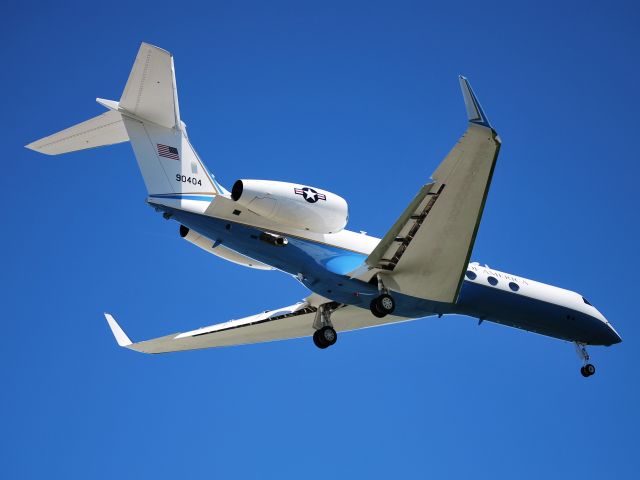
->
[313,303,339,349]
[575,342,596,378]
[370,275,396,318]
[313,326,337,349]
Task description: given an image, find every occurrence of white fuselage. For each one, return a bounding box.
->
[158,195,621,347]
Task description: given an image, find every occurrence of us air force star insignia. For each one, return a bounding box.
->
[294,187,327,203]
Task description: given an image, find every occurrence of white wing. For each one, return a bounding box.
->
[366,76,501,303]
[104,296,412,354]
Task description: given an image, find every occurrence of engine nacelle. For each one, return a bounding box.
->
[180,225,274,270]
[231,179,348,233]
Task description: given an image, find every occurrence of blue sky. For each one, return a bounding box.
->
[2,0,639,478]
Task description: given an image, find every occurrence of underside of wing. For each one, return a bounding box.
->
[366,77,501,304]
[105,296,410,354]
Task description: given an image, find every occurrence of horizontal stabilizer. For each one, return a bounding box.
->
[25,110,128,155]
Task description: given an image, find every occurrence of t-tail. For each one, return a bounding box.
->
[25,42,227,212]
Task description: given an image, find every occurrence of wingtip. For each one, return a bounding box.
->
[24,142,53,155]
[104,313,133,347]
[458,75,492,129]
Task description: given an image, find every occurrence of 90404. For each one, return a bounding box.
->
[176,174,202,186]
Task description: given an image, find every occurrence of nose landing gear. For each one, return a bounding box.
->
[580,364,596,377]
[575,342,596,378]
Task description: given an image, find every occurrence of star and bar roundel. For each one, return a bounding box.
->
[294,187,326,203]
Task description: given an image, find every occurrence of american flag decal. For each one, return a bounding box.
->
[157,144,180,160]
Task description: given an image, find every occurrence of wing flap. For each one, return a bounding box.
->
[366,182,435,269]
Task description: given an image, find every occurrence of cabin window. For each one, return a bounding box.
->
[465,270,477,280]
[582,297,592,306]
[509,282,520,292]
[487,276,498,286]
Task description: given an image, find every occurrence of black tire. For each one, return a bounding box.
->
[370,294,395,318]
[313,329,329,349]
[580,366,589,377]
[370,298,386,318]
[313,326,337,349]
[585,364,596,376]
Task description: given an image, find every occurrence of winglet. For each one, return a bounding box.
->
[458,75,492,128]
[104,313,133,347]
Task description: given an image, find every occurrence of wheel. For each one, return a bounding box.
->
[378,294,395,314]
[313,326,337,349]
[313,329,328,349]
[370,294,395,318]
[321,326,337,346]
[580,364,596,377]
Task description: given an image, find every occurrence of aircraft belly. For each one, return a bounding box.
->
[159,206,449,317]
[157,206,614,345]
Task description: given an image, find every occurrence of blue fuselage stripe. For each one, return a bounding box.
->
[150,194,214,202]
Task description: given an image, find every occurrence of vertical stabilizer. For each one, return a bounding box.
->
[119,43,181,129]
[25,42,227,213]
[117,43,226,211]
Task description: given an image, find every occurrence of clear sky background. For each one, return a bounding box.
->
[2,1,639,478]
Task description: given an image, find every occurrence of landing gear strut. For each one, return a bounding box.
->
[370,275,395,318]
[575,342,596,378]
[312,303,338,349]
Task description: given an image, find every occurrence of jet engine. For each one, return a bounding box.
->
[180,225,274,270]
[231,179,348,233]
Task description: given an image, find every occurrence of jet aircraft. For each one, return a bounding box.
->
[26,43,622,377]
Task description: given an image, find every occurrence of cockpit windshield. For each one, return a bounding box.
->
[582,297,593,306]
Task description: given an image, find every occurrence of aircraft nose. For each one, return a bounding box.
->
[590,308,622,346]
[605,323,622,345]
